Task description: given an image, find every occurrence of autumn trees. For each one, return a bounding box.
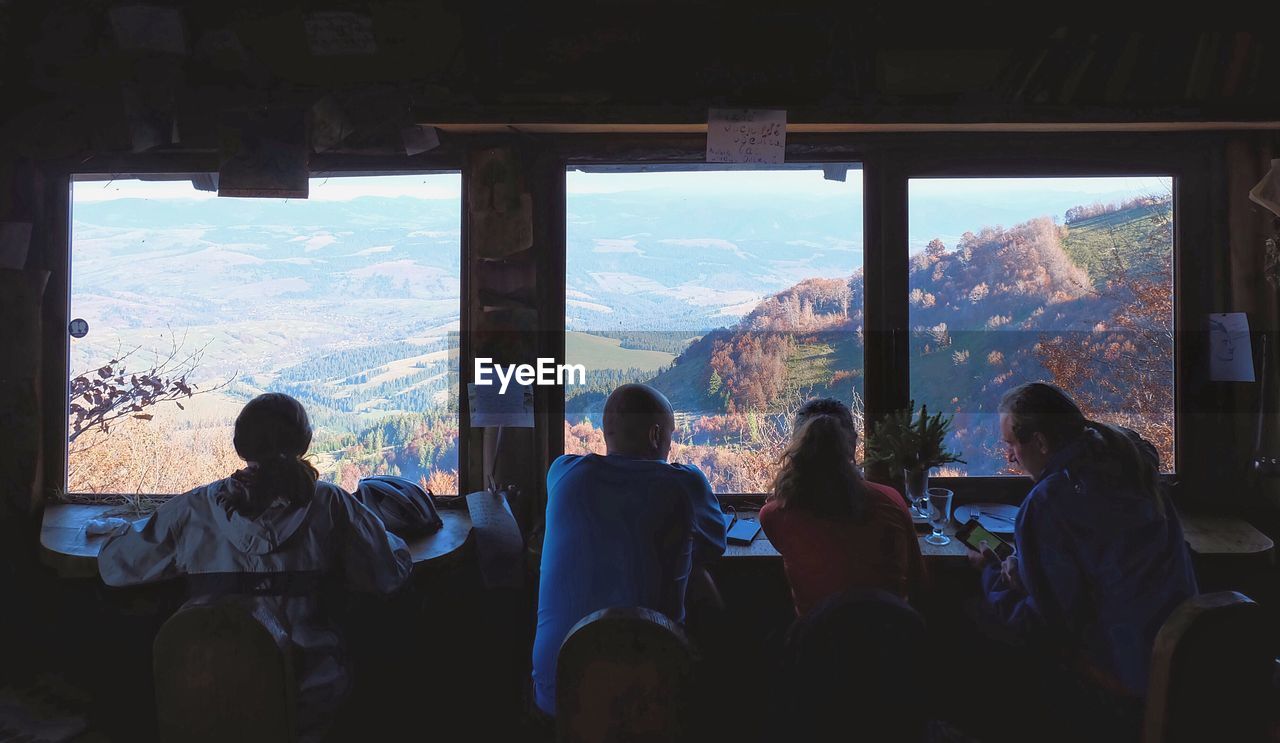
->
[1038,196,1174,467]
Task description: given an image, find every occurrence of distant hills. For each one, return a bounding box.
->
[624,197,1174,475]
[69,186,1173,489]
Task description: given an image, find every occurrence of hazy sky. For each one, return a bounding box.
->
[566,169,1168,199]
[72,173,463,202]
[74,170,1173,255]
[74,169,1169,203]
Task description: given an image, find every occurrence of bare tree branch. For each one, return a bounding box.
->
[68,333,238,446]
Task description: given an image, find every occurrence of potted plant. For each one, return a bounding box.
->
[864,401,965,514]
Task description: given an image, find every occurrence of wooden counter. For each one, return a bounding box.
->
[724,512,1274,562]
[41,502,473,579]
[724,517,969,561]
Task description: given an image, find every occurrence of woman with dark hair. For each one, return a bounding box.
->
[976,382,1196,724]
[760,398,926,616]
[99,393,412,741]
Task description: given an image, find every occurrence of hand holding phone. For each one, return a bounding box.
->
[955,518,1015,560]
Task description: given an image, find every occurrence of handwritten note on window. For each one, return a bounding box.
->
[468,382,535,428]
[304,12,377,56]
[1209,312,1255,382]
[706,109,786,164]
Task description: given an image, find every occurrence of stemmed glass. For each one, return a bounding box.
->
[904,467,929,519]
[924,487,953,546]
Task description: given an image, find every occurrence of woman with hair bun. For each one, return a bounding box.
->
[99,393,412,741]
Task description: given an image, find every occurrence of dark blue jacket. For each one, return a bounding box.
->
[531,454,727,716]
[982,429,1197,695]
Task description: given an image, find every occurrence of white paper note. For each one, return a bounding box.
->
[109,5,188,55]
[706,109,786,164]
[1209,312,1254,382]
[402,125,440,156]
[304,12,378,56]
[468,382,534,428]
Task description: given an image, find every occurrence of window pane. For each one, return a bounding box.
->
[69,174,462,495]
[565,166,864,493]
[907,177,1175,475]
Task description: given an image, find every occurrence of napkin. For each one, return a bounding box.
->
[85,517,132,536]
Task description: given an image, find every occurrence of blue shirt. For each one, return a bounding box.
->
[982,431,1198,695]
[531,453,727,716]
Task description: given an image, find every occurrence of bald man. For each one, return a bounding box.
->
[531,384,727,717]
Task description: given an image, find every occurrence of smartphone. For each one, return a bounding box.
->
[726,518,762,545]
[955,518,1015,560]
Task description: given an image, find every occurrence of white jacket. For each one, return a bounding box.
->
[99,478,413,739]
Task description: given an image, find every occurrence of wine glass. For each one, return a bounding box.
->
[924,487,953,546]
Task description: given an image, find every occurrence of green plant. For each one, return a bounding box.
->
[864,400,966,473]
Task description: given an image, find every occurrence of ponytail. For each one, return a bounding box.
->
[1083,420,1165,517]
[232,455,319,519]
[770,412,866,519]
[230,393,318,519]
[1001,382,1164,515]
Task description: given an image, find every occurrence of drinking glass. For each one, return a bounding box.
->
[903,467,928,518]
[924,487,953,546]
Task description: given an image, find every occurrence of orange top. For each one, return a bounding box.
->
[760,481,927,616]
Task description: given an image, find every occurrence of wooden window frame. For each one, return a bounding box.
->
[548,132,1218,505]
[41,133,1224,509]
[48,153,469,498]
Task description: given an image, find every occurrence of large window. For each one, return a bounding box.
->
[564,166,864,493]
[68,174,462,496]
[907,176,1175,475]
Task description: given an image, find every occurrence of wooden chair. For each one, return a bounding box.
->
[1143,591,1274,743]
[773,587,928,743]
[153,598,297,743]
[556,607,697,743]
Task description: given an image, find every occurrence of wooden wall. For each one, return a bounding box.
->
[1,3,1278,526]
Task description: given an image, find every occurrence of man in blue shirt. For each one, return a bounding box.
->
[531,384,727,717]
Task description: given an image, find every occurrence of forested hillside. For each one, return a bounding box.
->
[567,196,1173,486]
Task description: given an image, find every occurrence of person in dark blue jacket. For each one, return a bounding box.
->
[531,384,727,718]
[974,382,1197,700]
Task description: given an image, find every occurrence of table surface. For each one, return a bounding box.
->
[725,515,970,560]
[723,509,1275,561]
[42,501,1276,575]
[40,502,473,579]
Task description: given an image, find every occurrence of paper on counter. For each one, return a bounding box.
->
[466,489,524,589]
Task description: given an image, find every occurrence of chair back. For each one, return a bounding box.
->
[556,607,696,743]
[153,598,296,743]
[776,587,928,743]
[1143,591,1273,743]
